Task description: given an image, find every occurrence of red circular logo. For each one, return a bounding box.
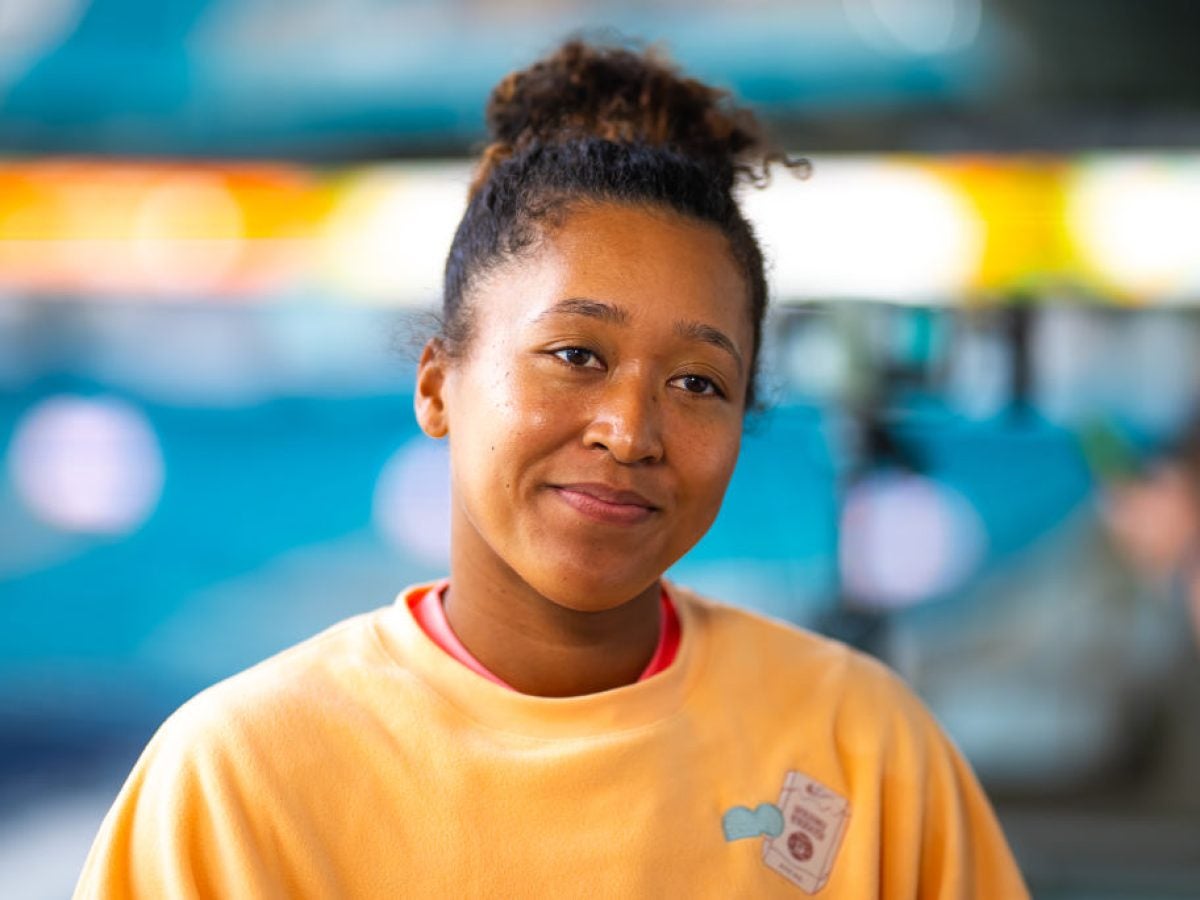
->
[787,830,814,862]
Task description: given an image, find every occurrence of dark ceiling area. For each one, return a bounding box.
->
[0,0,1197,158]
[782,0,1200,152]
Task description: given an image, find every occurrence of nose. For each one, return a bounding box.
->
[582,372,665,465]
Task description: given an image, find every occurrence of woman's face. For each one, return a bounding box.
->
[417,202,752,612]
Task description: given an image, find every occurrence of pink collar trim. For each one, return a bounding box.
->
[408,581,681,691]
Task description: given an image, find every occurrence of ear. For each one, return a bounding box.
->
[414,339,450,439]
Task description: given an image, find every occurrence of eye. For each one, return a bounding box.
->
[552,347,603,369]
[671,374,723,397]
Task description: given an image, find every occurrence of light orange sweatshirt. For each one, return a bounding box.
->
[75,583,1029,898]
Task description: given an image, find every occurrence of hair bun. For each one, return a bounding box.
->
[484,39,762,175]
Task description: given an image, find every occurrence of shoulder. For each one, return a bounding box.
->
[101,604,407,844]
[671,583,909,702]
[149,606,394,763]
[669,583,943,754]
[76,610,403,898]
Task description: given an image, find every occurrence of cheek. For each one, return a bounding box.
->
[675,418,742,508]
[503,381,558,441]
[447,359,566,483]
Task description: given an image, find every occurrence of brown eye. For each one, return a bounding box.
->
[672,374,722,397]
[553,347,602,369]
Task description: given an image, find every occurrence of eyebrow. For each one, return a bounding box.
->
[534,297,630,325]
[535,296,744,374]
[675,320,744,375]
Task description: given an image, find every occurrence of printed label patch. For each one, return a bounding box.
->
[761,771,851,893]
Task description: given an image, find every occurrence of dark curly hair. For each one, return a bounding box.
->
[442,39,799,408]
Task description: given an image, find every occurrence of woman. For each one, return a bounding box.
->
[1104,417,1200,648]
[76,40,1028,897]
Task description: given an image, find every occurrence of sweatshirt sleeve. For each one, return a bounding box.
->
[867,661,1031,900]
[72,702,287,900]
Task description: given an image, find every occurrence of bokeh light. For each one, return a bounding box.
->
[1067,157,1200,302]
[131,173,246,295]
[372,436,451,565]
[844,0,983,55]
[839,470,986,608]
[745,159,986,303]
[0,0,88,95]
[320,164,468,305]
[8,394,165,535]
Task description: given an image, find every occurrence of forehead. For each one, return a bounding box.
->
[474,202,751,336]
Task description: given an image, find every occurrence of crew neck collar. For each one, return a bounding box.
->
[374,581,708,740]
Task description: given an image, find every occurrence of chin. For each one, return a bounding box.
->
[527,559,662,613]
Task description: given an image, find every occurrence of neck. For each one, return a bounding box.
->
[443,551,661,698]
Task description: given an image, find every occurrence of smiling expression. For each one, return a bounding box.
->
[416,202,753,612]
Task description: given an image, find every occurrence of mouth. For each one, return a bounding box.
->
[549,482,659,526]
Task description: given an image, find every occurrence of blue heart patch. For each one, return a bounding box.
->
[721,803,784,841]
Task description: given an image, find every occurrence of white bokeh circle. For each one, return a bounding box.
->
[8,394,165,535]
[839,470,986,608]
[372,436,451,565]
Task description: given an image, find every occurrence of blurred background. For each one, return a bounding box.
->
[2,0,1200,896]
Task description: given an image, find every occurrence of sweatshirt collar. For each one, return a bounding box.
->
[374,580,707,740]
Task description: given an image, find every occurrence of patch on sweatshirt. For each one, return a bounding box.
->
[721,802,784,841]
[760,771,851,893]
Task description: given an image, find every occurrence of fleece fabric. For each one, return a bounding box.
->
[75,582,1028,899]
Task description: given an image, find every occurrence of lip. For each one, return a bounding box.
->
[550,482,659,526]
